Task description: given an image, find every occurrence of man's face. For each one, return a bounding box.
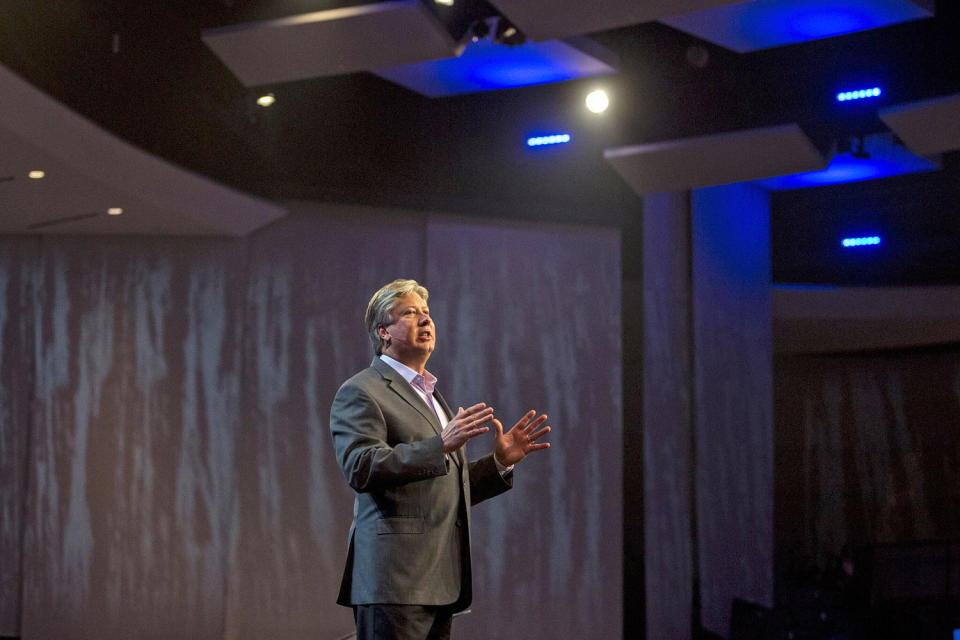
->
[379,292,435,364]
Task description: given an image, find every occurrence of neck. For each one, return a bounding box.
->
[383,349,429,374]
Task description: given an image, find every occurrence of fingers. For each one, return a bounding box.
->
[513,412,550,453]
[454,405,492,436]
[458,421,488,444]
[463,410,493,431]
[512,411,547,433]
[528,425,551,442]
[524,414,548,433]
[442,411,490,452]
[510,409,535,431]
[460,402,490,416]
[456,404,493,425]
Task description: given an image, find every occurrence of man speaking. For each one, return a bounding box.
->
[330,279,551,639]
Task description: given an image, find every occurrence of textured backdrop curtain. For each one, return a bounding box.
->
[775,348,960,567]
[0,202,622,640]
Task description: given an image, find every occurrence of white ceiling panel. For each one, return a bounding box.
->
[372,34,617,97]
[604,124,826,196]
[202,1,463,87]
[0,64,285,236]
[879,92,960,157]
[487,0,744,42]
[661,0,935,53]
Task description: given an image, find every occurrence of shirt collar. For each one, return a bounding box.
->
[379,354,437,393]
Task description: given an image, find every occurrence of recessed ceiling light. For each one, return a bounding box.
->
[28,170,45,179]
[585,89,609,114]
[256,93,276,107]
[107,207,123,216]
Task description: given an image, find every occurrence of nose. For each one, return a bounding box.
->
[418,314,431,326]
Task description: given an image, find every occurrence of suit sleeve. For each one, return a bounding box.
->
[330,381,449,493]
[467,453,513,506]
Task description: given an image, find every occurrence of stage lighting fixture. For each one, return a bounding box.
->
[494,17,526,47]
[841,235,881,248]
[256,93,276,107]
[851,135,871,159]
[586,89,609,113]
[434,0,454,5]
[469,19,491,42]
[28,170,45,179]
[526,134,571,147]
[107,207,124,216]
[836,87,881,102]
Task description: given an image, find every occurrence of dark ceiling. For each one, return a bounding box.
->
[2,0,959,283]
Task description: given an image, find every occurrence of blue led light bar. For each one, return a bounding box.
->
[837,87,882,102]
[841,236,881,248]
[527,134,571,147]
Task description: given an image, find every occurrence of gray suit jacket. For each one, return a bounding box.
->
[330,357,512,610]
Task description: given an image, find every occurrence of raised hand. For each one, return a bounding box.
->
[493,410,551,467]
[441,403,494,453]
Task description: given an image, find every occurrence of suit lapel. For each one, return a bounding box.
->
[433,389,465,468]
[371,359,466,470]
[371,358,443,436]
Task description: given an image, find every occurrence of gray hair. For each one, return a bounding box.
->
[365,279,430,355]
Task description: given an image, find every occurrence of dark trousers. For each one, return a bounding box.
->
[353,604,453,640]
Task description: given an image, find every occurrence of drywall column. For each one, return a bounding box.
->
[692,183,774,636]
[642,183,773,639]
[641,191,695,640]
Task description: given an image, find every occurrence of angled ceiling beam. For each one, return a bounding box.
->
[879,92,960,157]
[604,124,826,196]
[202,1,463,87]
[661,0,935,53]
[487,0,744,42]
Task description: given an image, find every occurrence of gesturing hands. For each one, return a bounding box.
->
[493,410,550,467]
[441,403,494,453]
[441,405,552,466]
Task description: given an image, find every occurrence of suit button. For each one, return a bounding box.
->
[455,519,462,527]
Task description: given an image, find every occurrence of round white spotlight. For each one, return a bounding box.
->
[256,93,276,107]
[434,0,454,5]
[107,207,123,216]
[585,89,609,114]
[28,170,45,179]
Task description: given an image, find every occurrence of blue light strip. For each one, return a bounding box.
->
[837,87,882,102]
[527,134,571,147]
[841,235,881,248]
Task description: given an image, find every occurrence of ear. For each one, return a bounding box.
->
[378,325,390,343]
